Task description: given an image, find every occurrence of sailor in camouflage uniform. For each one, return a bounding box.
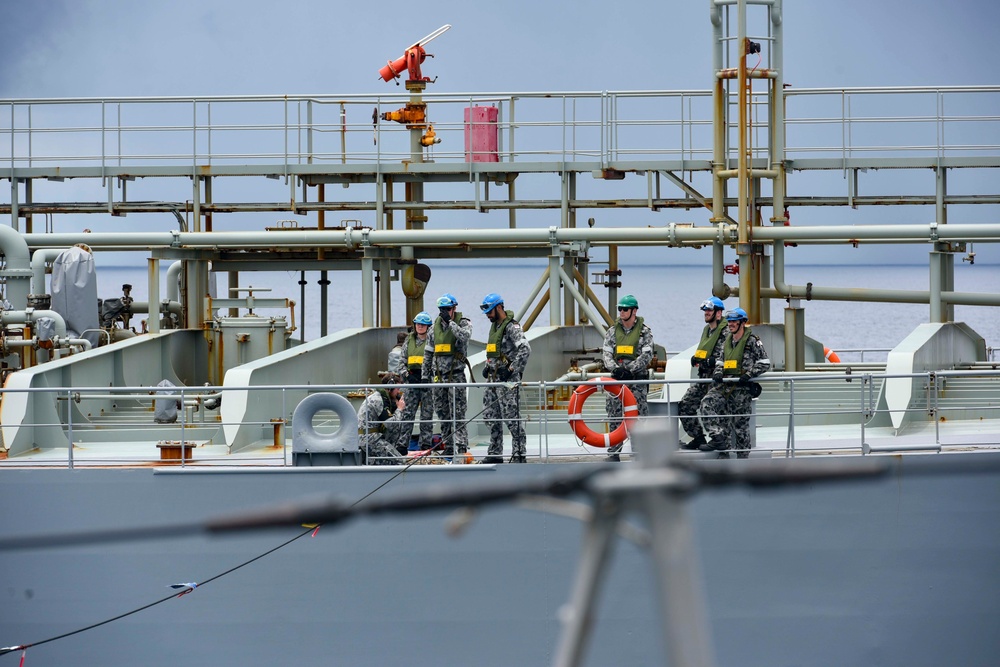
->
[679,297,728,450]
[357,374,407,465]
[386,331,407,375]
[421,293,473,456]
[395,311,435,451]
[601,294,655,461]
[698,308,770,458]
[478,293,531,464]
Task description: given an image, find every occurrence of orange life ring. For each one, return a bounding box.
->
[824,346,841,363]
[567,377,638,448]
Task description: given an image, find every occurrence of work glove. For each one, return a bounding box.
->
[690,355,700,367]
[705,357,716,370]
[408,372,422,384]
[439,308,451,325]
[497,366,513,382]
[482,366,491,380]
[738,373,752,386]
[611,365,633,381]
[712,374,724,385]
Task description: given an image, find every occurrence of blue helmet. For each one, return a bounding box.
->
[480,292,504,314]
[700,296,725,312]
[435,293,458,308]
[412,311,433,326]
[725,307,748,322]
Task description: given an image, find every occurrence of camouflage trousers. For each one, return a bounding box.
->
[400,385,434,450]
[432,380,468,454]
[483,382,525,457]
[698,385,754,458]
[678,381,710,439]
[360,434,405,465]
[605,382,649,454]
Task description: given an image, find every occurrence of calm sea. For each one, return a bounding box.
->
[98,262,1000,361]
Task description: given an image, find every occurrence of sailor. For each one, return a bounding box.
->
[421,293,473,457]
[697,307,770,458]
[357,374,408,465]
[386,331,407,375]
[600,294,655,462]
[479,293,531,464]
[679,296,727,450]
[395,311,435,451]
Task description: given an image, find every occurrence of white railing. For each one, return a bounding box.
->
[2,368,998,468]
[2,86,999,172]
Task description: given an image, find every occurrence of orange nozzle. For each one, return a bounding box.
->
[378,45,428,83]
[379,55,408,82]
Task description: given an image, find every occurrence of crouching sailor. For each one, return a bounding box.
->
[357,374,408,465]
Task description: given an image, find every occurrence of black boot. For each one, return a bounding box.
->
[699,436,728,452]
[480,456,504,464]
[509,454,527,464]
[681,435,706,450]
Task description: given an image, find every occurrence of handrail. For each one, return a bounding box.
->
[2,86,998,173]
[2,369,999,467]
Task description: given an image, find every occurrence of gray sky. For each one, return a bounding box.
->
[1,0,997,265]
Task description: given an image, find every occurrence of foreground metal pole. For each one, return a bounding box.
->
[633,419,716,667]
[553,501,620,667]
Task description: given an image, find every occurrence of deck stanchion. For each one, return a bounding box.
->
[933,373,941,445]
[786,379,795,458]
[282,387,288,466]
[861,374,869,454]
[541,381,549,463]
[180,387,187,466]
[66,388,74,470]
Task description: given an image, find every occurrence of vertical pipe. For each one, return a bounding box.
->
[936,166,955,321]
[710,1,726,224]
[607,245,619,314]
[737,0,753,322]
[361,258,374,327]
[204,176,213,233]
[148,258,161,334]
[548,253,562,327]
[771,0,786,223]
[24,179,32,234]
[712,241,726,299]
[507,176,517,229]
[381,178,394,327]
[228,271,239,318]
[784,298,804,372]
[379,258,392,327]
[320,270,329,337]
[10,178,18,232]
[192,177,201,233]
[929,251,943,323]
[299,271,306,343]
[759,247,771,322]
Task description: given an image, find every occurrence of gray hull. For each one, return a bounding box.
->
[2,456,998,667]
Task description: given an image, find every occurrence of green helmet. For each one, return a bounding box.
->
[617,294,639,309]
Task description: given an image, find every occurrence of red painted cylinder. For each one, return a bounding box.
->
[464,106,499,162]
[379,56,408,82]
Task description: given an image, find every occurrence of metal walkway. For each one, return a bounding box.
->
[3,86,1000,221]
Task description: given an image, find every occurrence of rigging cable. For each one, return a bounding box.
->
[0,384,504,659]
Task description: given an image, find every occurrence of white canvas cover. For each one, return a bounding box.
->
[50,246,100,347]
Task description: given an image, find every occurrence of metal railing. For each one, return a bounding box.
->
[3,86,999,173]
[2,368,999,468]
